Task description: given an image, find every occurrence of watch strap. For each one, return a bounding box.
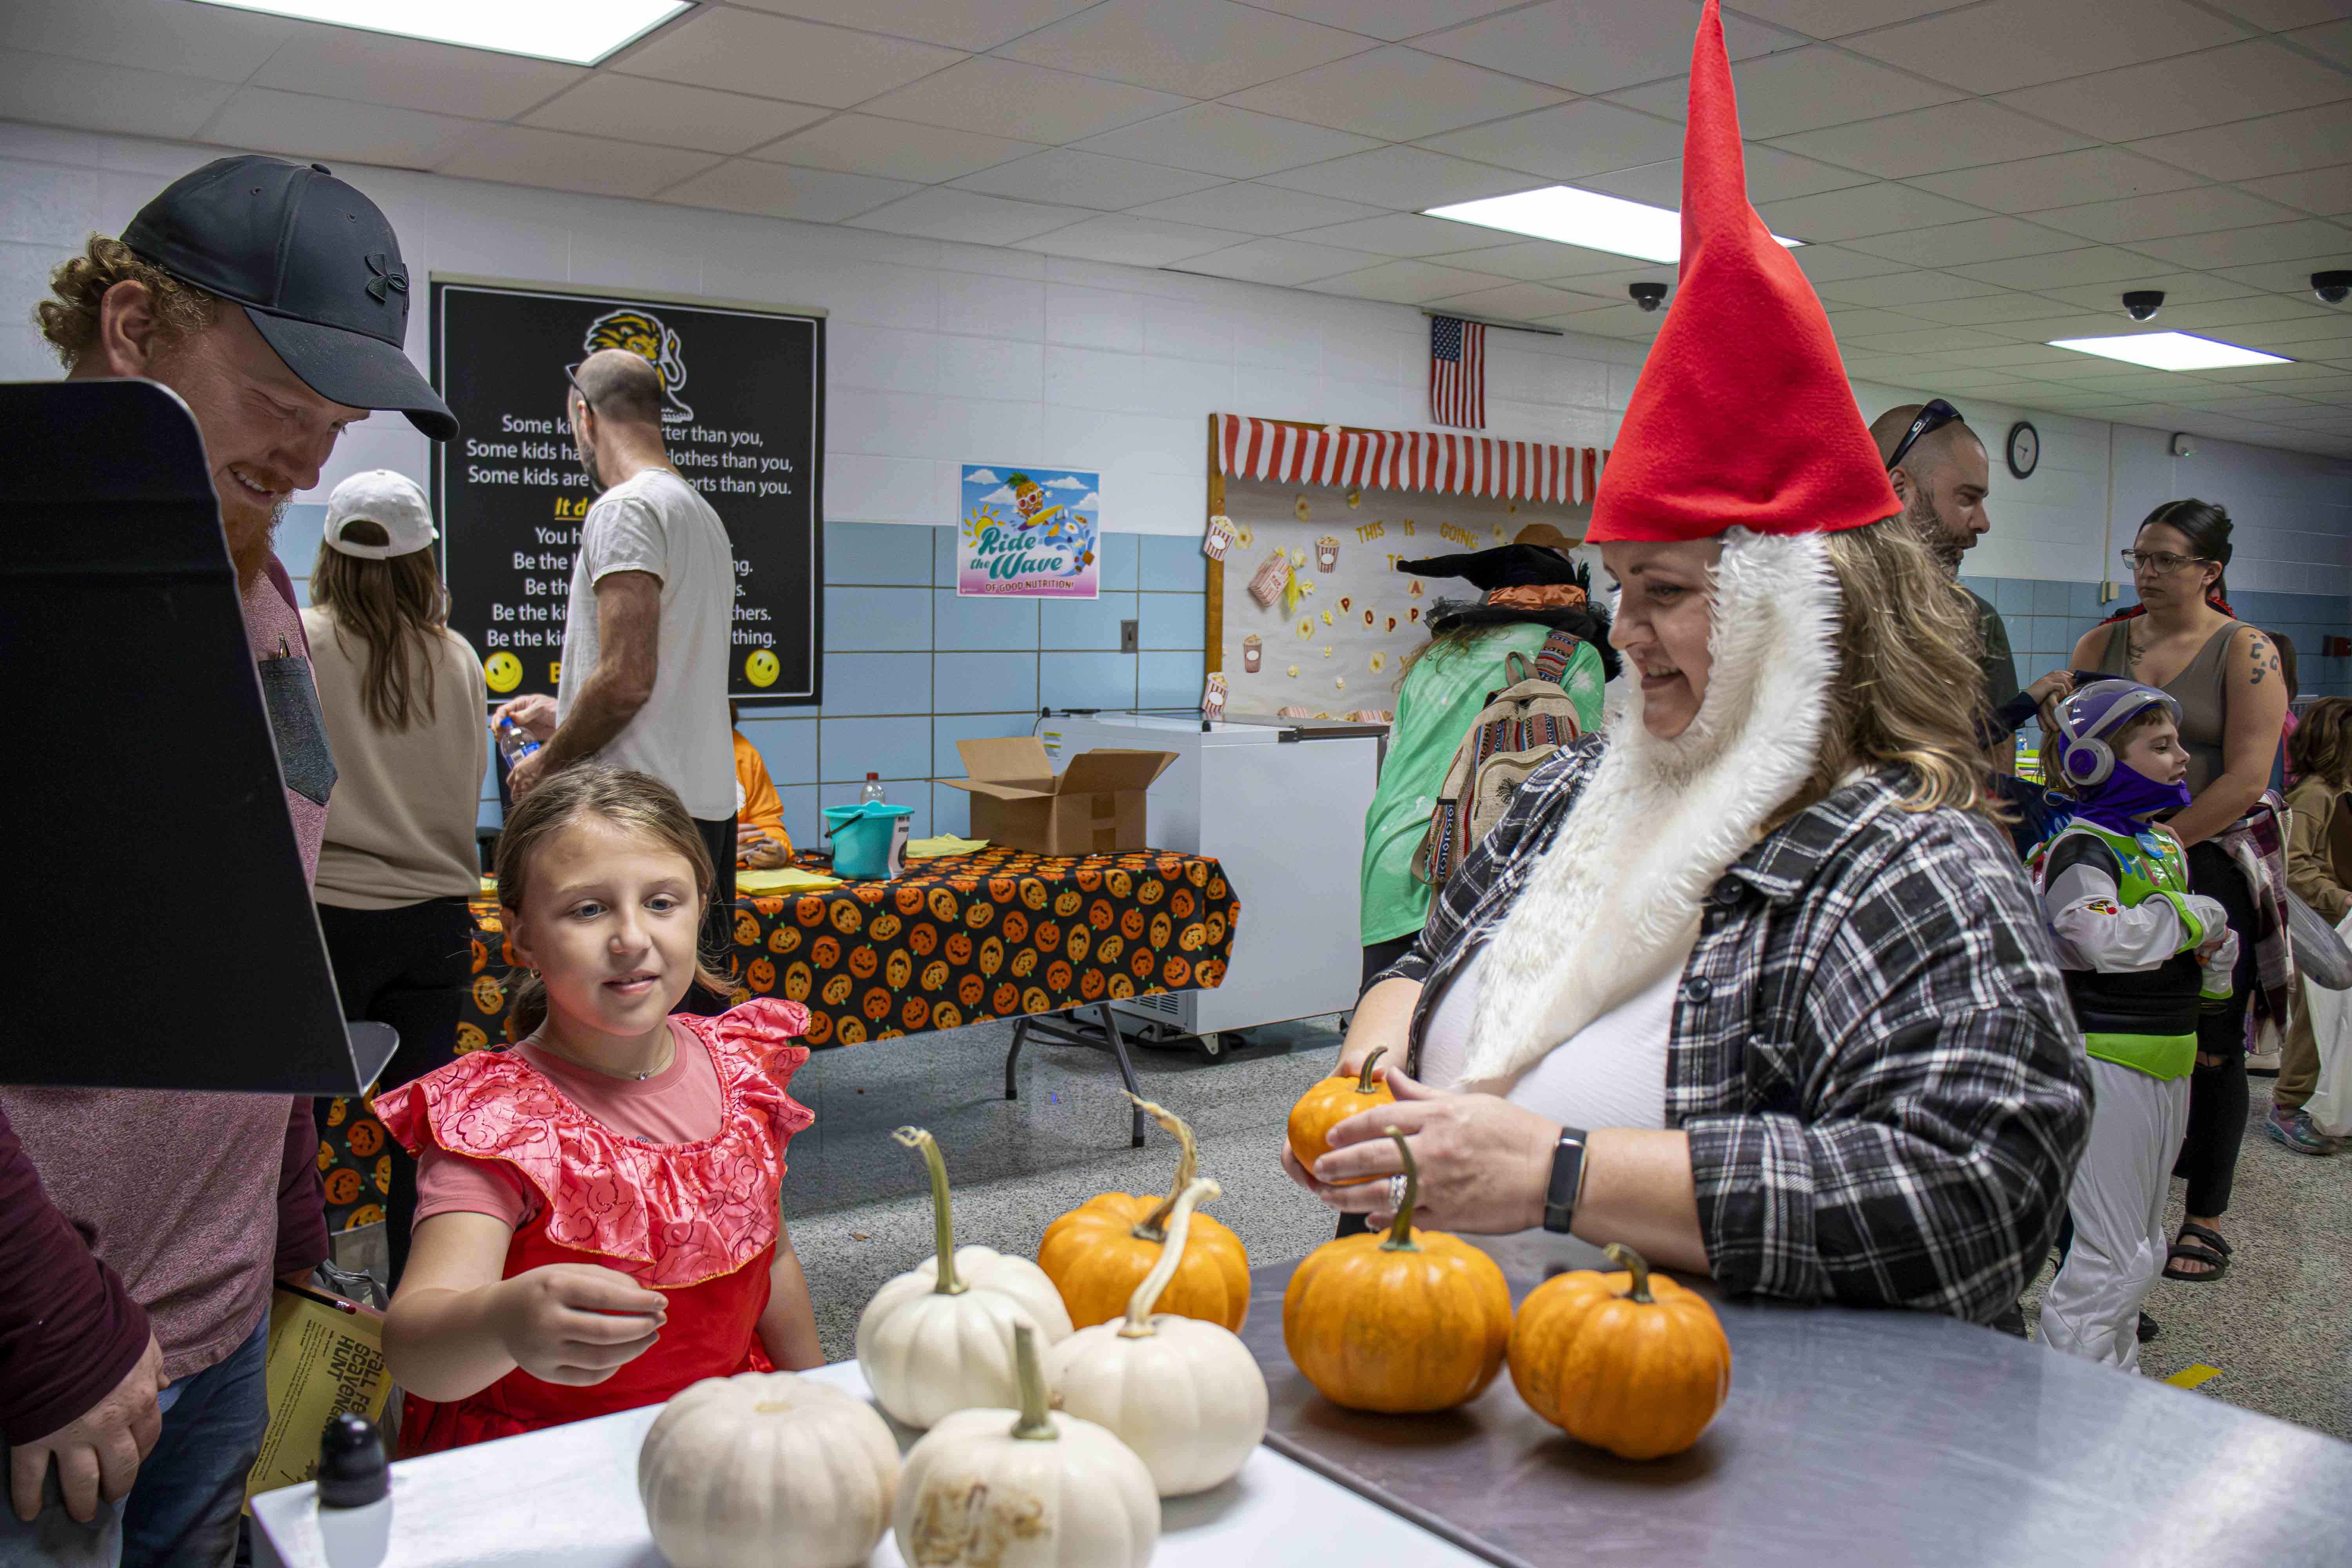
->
[1542,1127,1587,1234]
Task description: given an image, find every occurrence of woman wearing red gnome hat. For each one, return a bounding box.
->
[1285,0,2090,1323]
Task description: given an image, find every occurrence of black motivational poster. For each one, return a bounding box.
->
[430,281,824,704]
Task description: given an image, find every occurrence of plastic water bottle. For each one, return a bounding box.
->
[495,717,541,767]
[860,772,886,806]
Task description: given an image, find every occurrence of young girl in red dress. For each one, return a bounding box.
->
[378,764,820,1454]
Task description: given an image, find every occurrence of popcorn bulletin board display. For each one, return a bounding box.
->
[1203,417,1605,722]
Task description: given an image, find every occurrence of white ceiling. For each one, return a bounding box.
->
[8,0,2352,456]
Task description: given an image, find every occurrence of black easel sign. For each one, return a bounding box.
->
[430,280,824,704]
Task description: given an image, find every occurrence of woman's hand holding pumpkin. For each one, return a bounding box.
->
[1287,1069,1559,1235]
[492,1263,667,1386]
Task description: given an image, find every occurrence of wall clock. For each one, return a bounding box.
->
[2005,421,2038,480]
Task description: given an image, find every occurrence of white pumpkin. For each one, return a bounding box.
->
[895,1323,1159,1568]
[1045,1178,1267,1497]
[857,1127,1073,1429]
[637,1371,898,1568]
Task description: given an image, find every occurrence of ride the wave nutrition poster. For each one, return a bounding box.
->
[956,463,1099,599]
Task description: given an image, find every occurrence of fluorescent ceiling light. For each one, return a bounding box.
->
[1423,185,1802,264]
[2047,332,2292,371]
[195,0,689,66]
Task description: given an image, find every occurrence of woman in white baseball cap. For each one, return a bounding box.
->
[302,469,488,1282]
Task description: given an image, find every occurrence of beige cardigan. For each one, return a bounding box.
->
[2285,774,2350,924]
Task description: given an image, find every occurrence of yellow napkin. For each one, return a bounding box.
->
[905,835,989,859]
[735,867,845,894]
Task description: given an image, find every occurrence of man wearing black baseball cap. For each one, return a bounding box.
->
[2,156,448,1564]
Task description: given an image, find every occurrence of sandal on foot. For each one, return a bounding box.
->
[2162,1222,2230,1283]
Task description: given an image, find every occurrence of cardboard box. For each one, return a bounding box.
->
[940,737,1175,856]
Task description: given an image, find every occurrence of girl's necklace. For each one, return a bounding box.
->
[532,1024,675,1082]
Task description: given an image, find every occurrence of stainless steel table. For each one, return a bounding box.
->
[1241,1232,2352,1568]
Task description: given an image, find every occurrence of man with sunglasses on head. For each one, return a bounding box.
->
[490,350,739,1009]
[1871,400,2071,780]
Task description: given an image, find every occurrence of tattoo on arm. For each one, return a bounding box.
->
[2247,632,2278,686]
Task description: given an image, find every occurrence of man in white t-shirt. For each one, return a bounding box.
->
[494,348,738,1005]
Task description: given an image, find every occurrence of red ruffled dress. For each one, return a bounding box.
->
[374,998,814,1455]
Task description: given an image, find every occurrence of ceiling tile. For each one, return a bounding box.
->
[1947,247,2176,288]
[1300,257,1514,303]
[995,0,1370,100]
[1757,181,1990,241]
[2129,218,2352,268]
[2031,272,2263,309]
[1538,301,1664,339]
[616,9,965,107]
[1765,101,2094,180]
[1726,0,1961,36]
[1815,269,2011,304]
[1993,41,2350,143]
[1287,212,1505,256]
[1441,239,1654,279]
[2285,18,2352,65]
[1420,100,1687,181]
[2127,102,2352,181]
[1788,243,1912,281]
[1844,325,2022,354]
[1842,0,2247,93]
[843,186,1094,244]
[725,0,1097,52]
[2154,296,2352,330]
[1840,216,2089,265]
[1418,0,1803,93]
[1122,181,1387,234]
[1579,145,1873,205]
[1904,147,2208,213]
[2244,165,2352,217]
[1258,144,1535,208]
[438,127,721,199]
[1899,292,2089,325]
[0,48,237,141]
[748,114,1042,182]
[659,159,919,221]
[858,58,1190,143]
[201,87,486,170]
[2221,313,2352,347]
[249,27,584,119]
[1822,307,1930,336]
[1248,0,1537,38]
[524,78,830,155]
[2024,186,2307,243]
[8,0,297,83]
[1013,214,1245,265]
[950,148,1226,210]
[1607,45,1965,138]
[1071,104,1379,178]
[2211,256,2352,293]
[1169,235,1383,285]
[1426,281,1624,320]
[1223,46,1568,141]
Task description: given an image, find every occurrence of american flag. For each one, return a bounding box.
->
[1429,315,1485,429]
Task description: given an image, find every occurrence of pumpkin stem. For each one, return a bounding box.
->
[1377,1127,1421,1253]
[1127,1094,1198,1240]
[1355,1046,1389,1095]
[893,1127,965,1296]
[1121,1177,1220,1338]
[1605,1242,1653,1304]
[1009,1322,1055,1441]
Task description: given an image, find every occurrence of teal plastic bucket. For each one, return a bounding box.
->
[823,802,913,880]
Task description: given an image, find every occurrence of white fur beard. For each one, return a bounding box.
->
[1458,529,1842,1087]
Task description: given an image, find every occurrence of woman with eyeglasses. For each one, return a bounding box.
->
[2062,499,2290,1286]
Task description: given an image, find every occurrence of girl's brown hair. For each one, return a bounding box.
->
[495,765,734,1036]
[2289,697,2352,791]
[310,520,452,731]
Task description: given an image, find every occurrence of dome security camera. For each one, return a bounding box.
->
[1628,281,1668,312]
[2122,290,2164,321]
[2315,270,2352,306]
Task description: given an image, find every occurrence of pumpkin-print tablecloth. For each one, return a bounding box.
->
[317,848,1240,1232]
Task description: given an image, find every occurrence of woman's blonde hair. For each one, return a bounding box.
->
[1811,518,1996,818]
[311,520,452,732]
[37,236,218,368]
[495,765,733,1036]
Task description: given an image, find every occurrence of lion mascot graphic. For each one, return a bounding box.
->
[575,307,693,423]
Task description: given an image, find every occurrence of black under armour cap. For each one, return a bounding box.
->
[122,156,456,441]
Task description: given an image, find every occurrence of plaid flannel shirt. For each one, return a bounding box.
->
[1385,738,2092,1324]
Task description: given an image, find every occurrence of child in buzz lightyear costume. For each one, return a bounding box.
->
[2034,680,2238,1372]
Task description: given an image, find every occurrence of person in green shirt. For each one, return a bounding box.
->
[1358,526,1611,990]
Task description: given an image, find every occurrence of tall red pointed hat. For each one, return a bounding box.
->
[1587,0,1898,544]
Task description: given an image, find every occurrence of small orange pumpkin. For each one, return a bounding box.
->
[1282,1129,1511,1414]
[902,995,930,1030]
[1285,1048,1396,1185]
[932,1002,963,1030]
[896,884,926,916]
[863,987,892,1021]
[1034,921,1061,953]
[812,934,841,970]
[993,981,1020,1015]
[1002,909,1031,945]
[944,931,973,965]
[796,895,828,926]
[733,911,759,946]
[848,946,878,980]
[871,913,902,942]
[747,957,777,993]
[1066,925,1092,963]
[1161,954,1191,988]
[830,900,863,936]
[1020,984,1051,1016]
[958,973,985,1009]
[1506,1243,1731,1461]
[804,1012,833,1045]
[909,922,938,956]
[820,973,854,1007]
[1037,1098,1252,1332]
[978,935,1003,974]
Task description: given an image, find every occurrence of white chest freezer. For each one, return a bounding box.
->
[1037,711,1385,1039]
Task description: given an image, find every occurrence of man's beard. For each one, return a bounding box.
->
[225,495,288,590]
[1903,492,1965,577]
[576,434,606,497]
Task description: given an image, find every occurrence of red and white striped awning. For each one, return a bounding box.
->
[1215,414,1607,506]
